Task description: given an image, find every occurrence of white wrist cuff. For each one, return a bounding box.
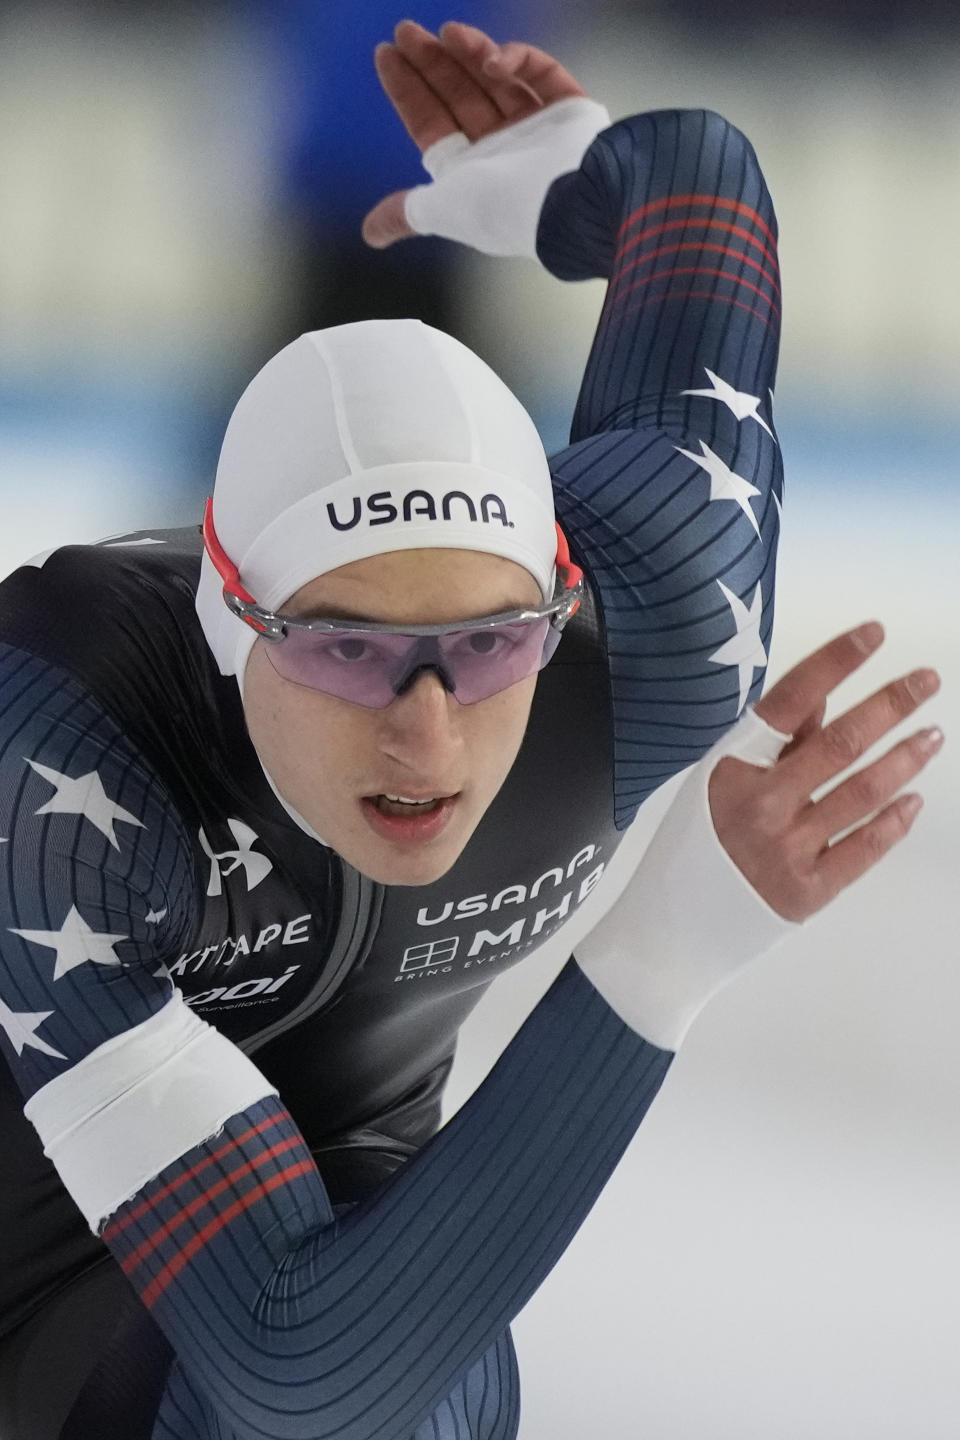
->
[24,992,278,1233]
[405,97,612,258]
[576,707,797,1051]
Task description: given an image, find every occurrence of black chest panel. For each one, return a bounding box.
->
[0,529,622,1174]
[253,586,621,1142]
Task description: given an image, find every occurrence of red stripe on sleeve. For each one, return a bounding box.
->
[615,215,779,274]
[608,265,781,318]
[101,1110,288,1241]
[616,194,777,251]
[120,1136,311,1275]
[139,1160,317,1308]
[616,288,778,331]
[611,241,780,299]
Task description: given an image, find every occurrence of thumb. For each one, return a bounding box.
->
[361,189,417,249]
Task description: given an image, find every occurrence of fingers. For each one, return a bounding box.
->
[799,723,944,850]
[753,621,885,736]
[807,790,926,911]
[774,699,826,763]
[374,40,461,151]
[361,189,416,249]
[375,21,588,154]
[707,616,945,923]
[440,20,578,113]
[389,20,513,143]
[775,665,941,803]
[483,38,588,106]
[437,21,539,119]
[709,717,941,925]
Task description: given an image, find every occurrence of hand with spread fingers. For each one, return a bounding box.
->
[576,621,943,1051]
[708,621,943,923]
[362,19,610,256]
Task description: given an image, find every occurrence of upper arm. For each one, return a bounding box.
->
[539,109,781,438]
[0,642,196,1102]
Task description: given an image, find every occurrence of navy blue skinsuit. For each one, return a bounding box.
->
[0,109,781,1438]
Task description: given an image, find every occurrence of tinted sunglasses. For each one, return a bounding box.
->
[203,498,583,708]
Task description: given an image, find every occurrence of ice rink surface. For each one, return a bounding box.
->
[443,473,960,1438]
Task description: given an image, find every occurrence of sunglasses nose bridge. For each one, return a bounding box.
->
[391,636,457,700]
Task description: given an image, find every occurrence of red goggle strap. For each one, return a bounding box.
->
[555,522,583,614]
[202,497,269,633]
[203,497,257,606]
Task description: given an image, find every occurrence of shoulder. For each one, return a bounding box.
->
[0,639,196,874]
[0,523,204,658]
[0,523,241,777]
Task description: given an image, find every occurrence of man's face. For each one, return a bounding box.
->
[242,547,543,886]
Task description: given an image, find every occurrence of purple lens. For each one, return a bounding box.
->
[265,629,416,707]
[264,618,556,708]
[435,620,554,703]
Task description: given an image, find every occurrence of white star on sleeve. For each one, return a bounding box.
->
[9,905,129,981]
[26,760,145,850]
[709,580,767,713]
[0,996,66,1059]
[681,368,775,438]
[674,440,763,537]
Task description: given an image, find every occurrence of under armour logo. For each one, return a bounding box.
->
[400,937,459,972]
[199,820,273,896]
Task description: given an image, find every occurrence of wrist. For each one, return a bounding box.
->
[404,97,612,259]
[575,707,798,1051]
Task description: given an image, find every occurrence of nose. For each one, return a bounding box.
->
[378,668,463,773]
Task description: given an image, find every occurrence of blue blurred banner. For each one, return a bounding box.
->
[246,0,546,234]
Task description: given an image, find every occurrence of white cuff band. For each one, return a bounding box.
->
[576,707,797,1052]
[24,992,278,1232]
[405,97,612,258]
[421,131,472,177]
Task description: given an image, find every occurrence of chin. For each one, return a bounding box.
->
[355,841,465,888]
[337,817,476,887]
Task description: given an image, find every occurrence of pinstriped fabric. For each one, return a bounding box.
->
[0,645,196,1098]
[0,109,776,1439]
[408,1333,520,1440]
[540,110,782,826]
[156,1332,519,1440]
[100,961,669,1440]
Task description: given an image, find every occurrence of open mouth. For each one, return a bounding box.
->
[360,792,459,842]
[374,793,445,817]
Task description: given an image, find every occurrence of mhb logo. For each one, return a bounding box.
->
[400,937,460,973]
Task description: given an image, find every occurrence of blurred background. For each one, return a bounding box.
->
[1,0,957,1434]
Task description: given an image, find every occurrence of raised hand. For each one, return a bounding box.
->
[575,622,943,1051]
[709,622,943,922]
[363,19,590,249]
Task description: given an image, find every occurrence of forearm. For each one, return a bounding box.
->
[543,110,783,824]
[538,108,781,438]
[102,962,671,1440]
